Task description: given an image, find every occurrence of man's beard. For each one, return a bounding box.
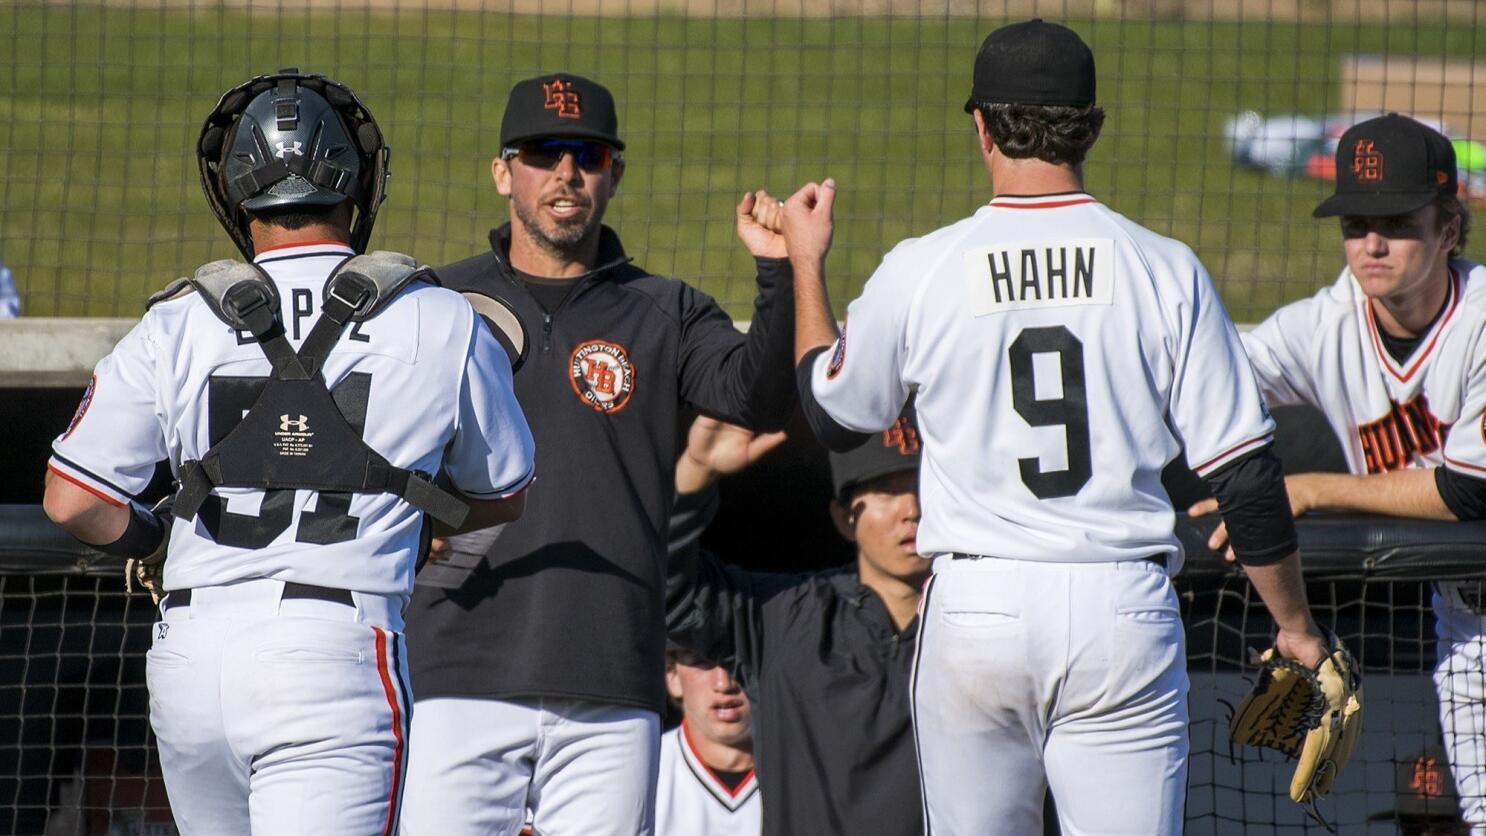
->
[513,198,600,260]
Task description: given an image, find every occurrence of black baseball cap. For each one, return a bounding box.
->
[964,19,1096,113]
[829,404,922,500]
[500,73,625,151]
[1313,113,1456,218]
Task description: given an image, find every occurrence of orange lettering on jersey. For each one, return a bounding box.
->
[1357,393,1445,473]
[883,417,921,455]
[1352,139,1384,184]
[543,80,582,119]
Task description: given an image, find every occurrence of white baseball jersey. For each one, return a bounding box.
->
[810,193,1275,566]
[654,723,760,836]
[1245,259,1486,830]
[1242,259,1486,479]
[50,242,535,599]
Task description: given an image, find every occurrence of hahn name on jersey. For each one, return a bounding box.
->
[965,239,1114,315]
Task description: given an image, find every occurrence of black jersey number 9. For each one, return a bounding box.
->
[1009,326,1092,499]
[199,373,370,548]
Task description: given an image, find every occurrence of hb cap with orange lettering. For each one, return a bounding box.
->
[500,73,624,150]
[1313,113,1456,218]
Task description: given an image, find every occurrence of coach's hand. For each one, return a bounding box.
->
[737,190,787,259]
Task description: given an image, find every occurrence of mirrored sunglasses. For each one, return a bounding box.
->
[502,139,619,173]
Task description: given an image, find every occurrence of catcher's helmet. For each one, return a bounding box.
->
[198,69,389,258]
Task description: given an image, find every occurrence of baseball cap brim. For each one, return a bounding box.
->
[502,124,625,151]
[1312,188,1437,218]
[835,460,918,499]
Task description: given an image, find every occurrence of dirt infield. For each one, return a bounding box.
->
[27,0,1475,23]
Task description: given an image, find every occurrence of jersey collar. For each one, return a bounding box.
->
[252,241,357,265]
[678,719,759,808]
[1363,265,1461,384]
[987,192,1099,209]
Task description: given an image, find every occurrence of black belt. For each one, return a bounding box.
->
[950,553,1168,569]
[162,582,355,611]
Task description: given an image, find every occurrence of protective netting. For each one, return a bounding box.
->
[1,557,1482,833]
[2,1,1485,320]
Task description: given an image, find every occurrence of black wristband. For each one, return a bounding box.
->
[1437,465,1486,521]
[92,503,167,558]
[796,346,872,453]
[1204,445,1299,566]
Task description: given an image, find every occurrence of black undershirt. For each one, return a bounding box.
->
[1376,292,1449,364]
[712,767,752,792]
[513,267,576,313]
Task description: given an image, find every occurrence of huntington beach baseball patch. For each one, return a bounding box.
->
[570,339,635,413]
[62,375,97,440]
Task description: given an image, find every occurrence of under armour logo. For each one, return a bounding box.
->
[275,141,305,159]
[279,414,310,432]
[156,623,169,640]
[1351,139,1383,183]
[543,80,582,119]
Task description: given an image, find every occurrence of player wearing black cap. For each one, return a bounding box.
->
[779,18,1329,833]
[665,409,927,836]
[1194,112,1486,829]
[398,73,797,835]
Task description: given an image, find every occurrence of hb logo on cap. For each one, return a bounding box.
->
[543,80,582,119]
[1351,139,1384,183]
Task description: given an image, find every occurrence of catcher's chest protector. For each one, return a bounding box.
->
[163,252,468,530]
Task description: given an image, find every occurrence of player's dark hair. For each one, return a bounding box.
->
[975,102,1105,167]
[247,202,349,233]
[1435,193,1471,257]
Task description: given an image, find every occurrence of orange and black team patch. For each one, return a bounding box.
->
[570,340,635,413]
[62,374,96,440]
[826,320,848,380]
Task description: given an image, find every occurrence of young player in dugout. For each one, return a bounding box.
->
[665,407,928,835]
[1192,112,1486,831]
[655,647,760,836]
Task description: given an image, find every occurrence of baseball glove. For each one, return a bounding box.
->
[1229,631,1363,815]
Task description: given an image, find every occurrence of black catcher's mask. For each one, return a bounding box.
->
[198,69,389,258]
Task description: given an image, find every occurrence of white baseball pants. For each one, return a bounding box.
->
[912,556,1189,836]
[1434,583,1486,834]
[146,579,411,836]
[399,695,660,836]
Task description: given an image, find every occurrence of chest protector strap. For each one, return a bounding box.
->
[169,252,470,530]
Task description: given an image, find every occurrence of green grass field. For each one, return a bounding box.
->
[2,5,1482,320]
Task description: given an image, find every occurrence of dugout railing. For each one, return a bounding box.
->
[2,503,1484,834]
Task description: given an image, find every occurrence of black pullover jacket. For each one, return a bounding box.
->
[405,225,795,714]
[666,490,924,836]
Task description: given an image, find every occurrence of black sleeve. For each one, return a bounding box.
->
[1203,445,1299,566]
[1437,466,1486,521]
[796,346,873,453]
[677,257,797,432]
[665,495,800,688]
[668,483,721,559]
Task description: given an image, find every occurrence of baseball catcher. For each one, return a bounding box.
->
[1229,630,1363,827]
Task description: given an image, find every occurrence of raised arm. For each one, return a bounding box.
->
[676,191,797,431]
